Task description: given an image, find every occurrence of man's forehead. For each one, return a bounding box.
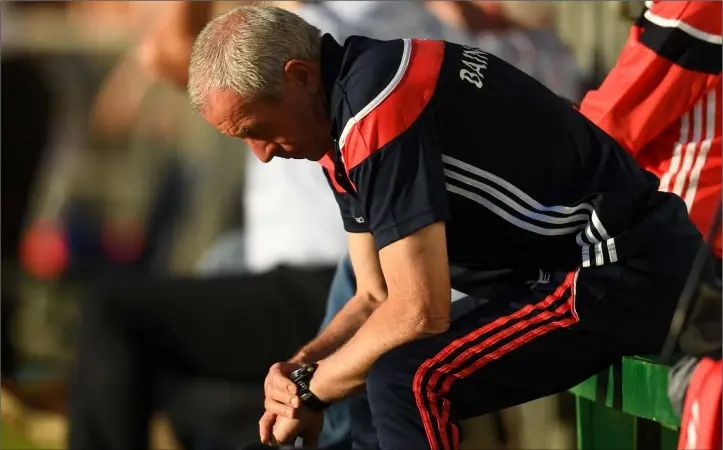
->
[206,89,247,114]
[203,89,252,127]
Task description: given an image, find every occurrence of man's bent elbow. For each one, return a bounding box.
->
[393,293,451,337]
[420,315,451,336]
[409,304,451,336]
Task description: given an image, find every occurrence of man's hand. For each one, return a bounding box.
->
[263,362,303,416]
[260,361,326,445]
[259,361,306,443]
[258,411,278,445]
[265,409,324,446]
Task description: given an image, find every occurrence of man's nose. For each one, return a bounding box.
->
[249,142,275,163]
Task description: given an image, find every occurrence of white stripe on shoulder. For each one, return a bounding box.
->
[338,39,412,150]
[644,10,723,45]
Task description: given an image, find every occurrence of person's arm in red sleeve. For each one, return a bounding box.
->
[580,1,722,156]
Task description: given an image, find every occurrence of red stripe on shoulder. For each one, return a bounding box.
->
[319,153,345,193]
[343,39,445,170]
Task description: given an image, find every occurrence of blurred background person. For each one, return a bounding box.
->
[580,0,721,268]
[580,4,722,430]
[425,1,583,102]
[2,14,57,392]
[0,0,151,418]
[68,2,349,450]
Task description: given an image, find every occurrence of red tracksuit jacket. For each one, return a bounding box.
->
[581,0,722,258]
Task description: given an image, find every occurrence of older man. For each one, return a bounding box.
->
[189,6,713,449]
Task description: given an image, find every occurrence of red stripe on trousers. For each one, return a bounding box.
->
[412,270,579,450]
[412,271,575,448]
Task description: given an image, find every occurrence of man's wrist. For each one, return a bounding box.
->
[289,363,331,412]
[308,371,333,404]
[289,350,314,365]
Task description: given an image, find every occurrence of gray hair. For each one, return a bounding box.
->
[188,5,322,112]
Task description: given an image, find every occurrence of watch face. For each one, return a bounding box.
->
[290,367,306,382]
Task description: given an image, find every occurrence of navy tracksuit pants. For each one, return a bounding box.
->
[347,231,714,450]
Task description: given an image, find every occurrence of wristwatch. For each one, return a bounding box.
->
[289,363,331,412]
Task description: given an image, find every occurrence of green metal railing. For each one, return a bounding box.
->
[570,356,680,450]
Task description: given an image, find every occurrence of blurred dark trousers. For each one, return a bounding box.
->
[2,55,54,380]
[68,265,335,450]
[317,254,355,448]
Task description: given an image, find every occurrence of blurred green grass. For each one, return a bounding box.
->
[1,420,38,449]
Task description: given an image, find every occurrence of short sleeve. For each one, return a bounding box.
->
[322,167,369,233]
[335,38,450,248]
[348,124,450,250]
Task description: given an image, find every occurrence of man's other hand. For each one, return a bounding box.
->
[258,411,278,445]
[270,410,324,447]
[264,362,303,413]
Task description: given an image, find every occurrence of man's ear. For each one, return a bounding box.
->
[283,59,320,92]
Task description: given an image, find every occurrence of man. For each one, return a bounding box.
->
[580,0,721,267]
[144,2,465,448]
[188,6,713,449]
[271,3,459,445]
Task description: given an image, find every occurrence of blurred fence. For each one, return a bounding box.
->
[3,2,247,362]
[3,3,248,275]
[556,1,645,86]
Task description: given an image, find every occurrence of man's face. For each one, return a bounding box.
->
[201,60,332,163]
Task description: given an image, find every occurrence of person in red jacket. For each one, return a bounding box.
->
[581,0,722,265]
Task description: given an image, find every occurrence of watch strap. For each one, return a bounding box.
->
[299,389,331,412]
[291,364,331,412]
